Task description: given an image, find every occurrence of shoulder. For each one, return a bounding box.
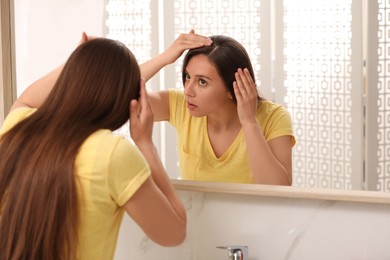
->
[168,89,188,127]
[0,107,37,135]
[257,101,291,120]
[6,107,37,120]
[256,101,293,131]
[92,131,148,169]
[168,88,185,101]
[80,130,149,181]
[79,130,150,206]
[257,101,295,145]
[83,130,137,158]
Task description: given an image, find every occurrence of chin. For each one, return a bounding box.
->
[189,110,205,117]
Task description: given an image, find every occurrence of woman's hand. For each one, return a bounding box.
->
[129,78,154,146]
[140,29,212,83]
[78,32,89,45]
[162,29,213,65]
[78,32,99,46]
[233,68,259,126]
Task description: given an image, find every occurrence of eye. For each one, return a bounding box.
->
[184,73,190,81]
[198,78,207,86]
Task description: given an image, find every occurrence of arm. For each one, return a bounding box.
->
[10,66,64,112]
[125,79,186,246]
[9,32,90,113]
[234,68,293,185]
[140,30,212,121]
[242,124,292,185]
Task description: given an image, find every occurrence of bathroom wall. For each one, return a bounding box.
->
[14,0,105,95]
[115,189,390,260]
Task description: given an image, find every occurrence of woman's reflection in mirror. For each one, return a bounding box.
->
[141,30,295,185]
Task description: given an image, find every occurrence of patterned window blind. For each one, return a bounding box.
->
[105,0,152,63]
[283,0,355,189]
[105,0,390,191]
[366,0,390,192]
[105,0,152,139]
[376,0,390,191]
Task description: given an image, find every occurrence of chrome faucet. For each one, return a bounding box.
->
[217,245,248,260]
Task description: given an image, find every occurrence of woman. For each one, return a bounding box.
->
[141,31,295,185]
[0,33,210,260]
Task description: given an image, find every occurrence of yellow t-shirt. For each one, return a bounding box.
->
[0,107,150,260]
[169,89,295,184]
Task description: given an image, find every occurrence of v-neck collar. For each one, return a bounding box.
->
[203,116,243,160]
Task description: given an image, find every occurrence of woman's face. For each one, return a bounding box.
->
[183,54,233,117]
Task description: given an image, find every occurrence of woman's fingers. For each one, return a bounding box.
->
[164,31,212,64]
[130,78,154,144]
[130,99,139,119]
[234,69,249,100]
[233,81,242,102]
[243,68,257,94]
[139,78,153,117]
[78,32,89,45]
[139,78,146,103]
[130,78,148,123]
[234,68,258,125]
[234,68,257,98]
[78,32,101,46]
[178,31,213,48]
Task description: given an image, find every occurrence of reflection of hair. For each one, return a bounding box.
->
[182,35,263,103]
[0,38,140,259]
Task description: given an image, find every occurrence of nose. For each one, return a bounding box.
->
[184,80,195,98]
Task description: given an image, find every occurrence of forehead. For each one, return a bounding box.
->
[186,54,220,78]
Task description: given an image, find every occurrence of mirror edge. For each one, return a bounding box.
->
[172,179,390,204]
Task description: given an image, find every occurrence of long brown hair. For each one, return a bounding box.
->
[182,35,264,103]
[0,38,141,259]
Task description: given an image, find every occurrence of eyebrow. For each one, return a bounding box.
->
[185,70,213,81]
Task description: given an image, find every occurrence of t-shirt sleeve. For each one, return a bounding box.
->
[265,106,296,146]
[107,139,151,206]
[0,107,37,136]
[168,89,186,128]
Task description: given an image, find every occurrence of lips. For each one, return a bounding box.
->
[187,102,197,110]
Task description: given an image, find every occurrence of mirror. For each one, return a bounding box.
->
[10,0,389,193]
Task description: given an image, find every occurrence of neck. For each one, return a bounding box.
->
[207,105,240,131]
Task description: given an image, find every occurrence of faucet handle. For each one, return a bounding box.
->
[216,245,248,260]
